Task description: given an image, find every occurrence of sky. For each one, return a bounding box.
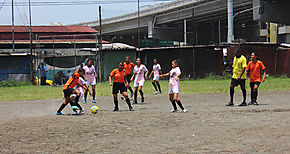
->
[0,0,174,25]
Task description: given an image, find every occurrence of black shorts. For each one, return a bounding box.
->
[231,78,246,87]
[125,74,132,83]
[63,88,74,98]
[112,82,127,94]
[250,82,261,88]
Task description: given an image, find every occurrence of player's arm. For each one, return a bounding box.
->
[149,70,154,79]
[130,73,136,82]
[262,69,266,82]
[81,74,88,81]
[109,76,113,86]
[238,67,246,80]
[124,77,129,88]
[94,72,97,79]
[160,72,170,77]
[159,70,163,76]
[145,70,149,80]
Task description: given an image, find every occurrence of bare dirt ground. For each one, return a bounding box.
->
[0,91,290,153]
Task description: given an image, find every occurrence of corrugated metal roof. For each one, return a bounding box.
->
[0,25,98,33]
[0,39,110,44]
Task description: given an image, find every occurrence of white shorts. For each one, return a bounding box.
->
[134,81,145,87]
[169,87,179,94]
[76,87,84,101]
[153,76,159,81]
[87,80,96,86]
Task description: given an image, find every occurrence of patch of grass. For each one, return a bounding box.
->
[1,76,290,101]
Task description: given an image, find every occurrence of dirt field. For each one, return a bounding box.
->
[0,91,290,153]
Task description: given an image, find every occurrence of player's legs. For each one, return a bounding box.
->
[84,84,89,103]
[138,86,144,103]
[169,94,177,112]
[92,84,96,103]
[152,80,158,93]
[72,89,83,110]
[227,79,237,106]
[57,88,73,114]
[113,94,119,111]
[173,93,186,112]
[238,80,247,106]
[122,91,134,111]
[156,81,162,93]
[133,83,139,104]
[126,75,134,97]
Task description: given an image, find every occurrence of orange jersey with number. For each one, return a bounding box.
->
[246,60,266,82]
[110,69,127,83]
[63,73,80,90]
[123,62,135,75]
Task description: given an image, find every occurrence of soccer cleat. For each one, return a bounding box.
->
[129,107,134,111]
[154,91,158,95]
[238,101,247,106]
[132,101,138,104]
[158,91,162,94]
[56,112,64,115]
[248,101,255,105]
[72,110,78,115]
[182,109,188,113]
[120,96,124,100]
[71,106,79,110]
[92,99,96,103]
[253,101,259,105]
[113,107,119,112]
[171,109,178,112]
[83,100,87,104]
[141,97,144,103]
[79,109,85,114]
[225,102,234,106]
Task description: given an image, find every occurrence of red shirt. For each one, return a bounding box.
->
[110,69,127,83]
[63,73,80,90]
[246,60,266,82]
[123,62,135,75]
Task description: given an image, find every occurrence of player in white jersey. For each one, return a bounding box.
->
[83,59,97,104]
[160,60,187,113]
[149,59,162,94]
[130,58,149,104]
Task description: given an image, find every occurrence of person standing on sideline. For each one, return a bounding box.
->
[246,52,266,105]
[226,49,247,106]
[130,58,148,104]
[83,59,97,104]
[109,62,134,111]
[123,56,135,97]
[38,62,48,86]
[160,60,187,113]
[149,59,162,94]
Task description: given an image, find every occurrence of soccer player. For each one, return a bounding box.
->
[149,58,162,94]
[226,49,247,106]
[246,52,266,105]
[56,68,86,115]
[123,56,135,97]
[130,58,148,104]
[38,62,48,86]
[83,59,97,104]
[160,60,187,113]
[109,62,134,111]
[75,69,92,104]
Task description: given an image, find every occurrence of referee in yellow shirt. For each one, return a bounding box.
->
[226,49,247,106]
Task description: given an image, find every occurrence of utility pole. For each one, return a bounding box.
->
[12,0,15,52]
[29,0,33,83]
[137,0,140,57]
[227,0,233,43]
[98,5,103,82]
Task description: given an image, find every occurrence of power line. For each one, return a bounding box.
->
[0,0,7,11]
[15,0,26,25]
[2,0,173,6]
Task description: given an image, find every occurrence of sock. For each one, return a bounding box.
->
[57,103,67,113]
[156,81,161,92]
[152,82,158,91]
[171,100,177,110]
[230,87,234,103]
[69,101,76,106]
[176,100,184,110]
[251,89,254,102]
[75,102,83,110]
[139,90,144,98]
[84,90,88,101]
[242,89,246,102]
[75,95,80,104]
[134,91,138,102]
[254,90,258,102]
[114,100,118,108]
[128,86,133,94]
[125,98,132,108]
[92,89,96,100]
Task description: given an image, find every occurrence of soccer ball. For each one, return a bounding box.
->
[91,106,99,114]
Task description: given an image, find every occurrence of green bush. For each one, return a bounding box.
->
[0,80,31,87]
